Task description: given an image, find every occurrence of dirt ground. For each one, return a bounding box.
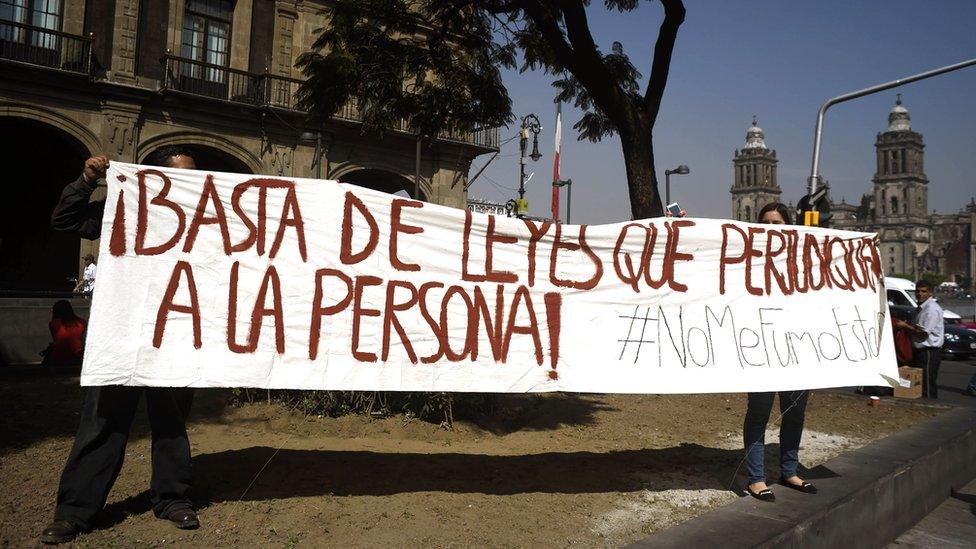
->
[0,372,943,548]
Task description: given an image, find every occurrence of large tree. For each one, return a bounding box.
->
[297,0,685,219]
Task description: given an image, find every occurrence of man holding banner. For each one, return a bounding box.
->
[42,149,201,545]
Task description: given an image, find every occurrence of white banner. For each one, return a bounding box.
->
[82,163,899,393]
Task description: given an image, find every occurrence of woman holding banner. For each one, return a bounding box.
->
[742,202,818,502]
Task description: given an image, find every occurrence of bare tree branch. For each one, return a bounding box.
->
[642,0,685,123]
[516,2,579,74]
[559,0,629,122]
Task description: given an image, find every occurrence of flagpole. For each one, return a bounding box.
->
[550,101,562,222]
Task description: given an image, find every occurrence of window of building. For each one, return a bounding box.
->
[180,0,233,82]
[891,196,898,215]
[744,205,751,221]
[0,0,62,48]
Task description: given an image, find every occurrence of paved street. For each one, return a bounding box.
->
[884,355,976,548]
[933,356,976,408]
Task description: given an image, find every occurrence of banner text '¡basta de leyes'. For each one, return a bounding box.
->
[108,167,884,376]
[109,169,571,373]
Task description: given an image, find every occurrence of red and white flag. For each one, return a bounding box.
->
[551,102,562,222]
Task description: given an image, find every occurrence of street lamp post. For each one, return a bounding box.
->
[808,57,976,198]
[553,178,573,223]
[664,164,689,206]
[517,114,542,216]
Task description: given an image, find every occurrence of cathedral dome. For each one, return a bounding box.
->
[887,94,911,131]
[744,116,766,149]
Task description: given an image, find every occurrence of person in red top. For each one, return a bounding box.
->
[891,315,915,367]
[44,300,86,366]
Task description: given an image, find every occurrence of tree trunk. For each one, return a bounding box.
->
[619,124,663,220]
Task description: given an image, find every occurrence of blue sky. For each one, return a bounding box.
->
[470,0,976,223]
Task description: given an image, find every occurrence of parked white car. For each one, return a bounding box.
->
[884,276,961,320]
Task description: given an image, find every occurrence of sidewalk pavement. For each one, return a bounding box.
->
[888,478,976,548]
[633,356,976,548]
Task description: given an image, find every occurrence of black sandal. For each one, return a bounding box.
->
[746,485,776,502]
[780,477,818,494]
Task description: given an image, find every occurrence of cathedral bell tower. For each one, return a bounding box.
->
[873,95,930,275]
[730,116,781,222]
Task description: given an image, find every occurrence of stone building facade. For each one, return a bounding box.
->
[729,98,975,287]
[0,0,498,292]
[729,117,781,222]
[829,97,975,285]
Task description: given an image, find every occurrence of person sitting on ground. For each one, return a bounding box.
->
[41,147,201,545]
[741,202,818,502]
[42,300,86,367]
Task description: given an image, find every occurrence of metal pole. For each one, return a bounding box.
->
[566,179,572,224]
[518,128,527,200]
[414,136,421,199]
[314,132,322,179]
[465,150,500,191]
[665,171,671,205]
[809,57,976,196]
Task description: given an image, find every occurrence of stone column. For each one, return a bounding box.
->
[273,3,298,78]
[110,0,140,83]
[102,104,141,162]
[230,0,254,71]
[166,0,187,54]
[63,0,86,35]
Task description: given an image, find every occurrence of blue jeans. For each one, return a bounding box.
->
[743,391,809,484]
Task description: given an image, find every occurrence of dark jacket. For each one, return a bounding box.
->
[51,175,105,240]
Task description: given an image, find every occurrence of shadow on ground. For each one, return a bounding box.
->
[467,393,617,434]
[187,443,838,504]
[0,371,615,454]
[0,369,237,455]
[951,488,976,517]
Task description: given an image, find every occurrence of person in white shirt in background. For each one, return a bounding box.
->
[74,254,96,296]
[896,279,945,398]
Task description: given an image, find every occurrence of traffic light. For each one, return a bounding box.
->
[797,186,831,227]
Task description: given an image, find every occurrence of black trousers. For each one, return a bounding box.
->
[914,347,941,399]
[54,386,194,529]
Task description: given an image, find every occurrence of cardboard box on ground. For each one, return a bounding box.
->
[894,367,923,399]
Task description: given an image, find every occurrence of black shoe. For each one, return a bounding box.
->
[41,519,81,544]
[162,508,200,530]
[966,387,976,397]
[780,477,818,494]
[746,485,776,502]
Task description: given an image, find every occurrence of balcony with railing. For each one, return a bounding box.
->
[161,54,499,150]
[0,19,92,75]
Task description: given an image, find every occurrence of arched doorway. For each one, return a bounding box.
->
[338,169,425,201]
[0,117,89,292]
[141,143,253,174]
